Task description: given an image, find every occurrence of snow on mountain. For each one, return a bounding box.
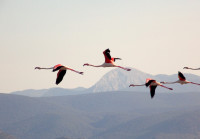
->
[88,68,154,92]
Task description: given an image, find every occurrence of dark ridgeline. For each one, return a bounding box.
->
[56,137,85,139]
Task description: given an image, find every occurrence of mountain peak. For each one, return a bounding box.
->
[89,68,153,92]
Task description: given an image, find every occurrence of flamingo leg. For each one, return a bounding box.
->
[115,66,131,71]
[189,82,200,86]
[66,67,83,75]
[159,85,173,90]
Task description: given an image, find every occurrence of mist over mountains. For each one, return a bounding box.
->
[11,67,200,97]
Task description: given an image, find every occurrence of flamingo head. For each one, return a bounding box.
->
[83,63,89,66]
[35,67,41,70]
[129,84,135,87]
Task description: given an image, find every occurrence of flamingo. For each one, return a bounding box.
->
[160,71,200,86]
[129,78,173,98]
[183,67,200,70]
[83,49,131,71]
[35,64,83,85]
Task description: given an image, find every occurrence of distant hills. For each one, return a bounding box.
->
[56,137,84,139]
[0,130,17,139]
[11,67,200,97]
[11,87,87,97]
[1,91,200,139]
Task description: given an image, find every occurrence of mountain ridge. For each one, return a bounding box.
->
[10,67,200,97]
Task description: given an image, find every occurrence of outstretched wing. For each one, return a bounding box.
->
[56,70,66,85]
[178,71,186,81]
[150,85,157,98]
[103,49,112,62]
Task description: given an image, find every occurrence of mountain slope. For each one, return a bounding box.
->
[88,68,153,92]
[0,94,94,139]
[0,130,17,139]
[11,87,87,97]
[91,109,200,139]
[2,91,200,139]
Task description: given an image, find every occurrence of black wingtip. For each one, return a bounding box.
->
[178,71,186,80]
[56,81,60,85]
[178,71,183,74]
[105,48,110,52]
[151,93,155,99]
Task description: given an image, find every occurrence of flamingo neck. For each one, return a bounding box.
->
[159,84,173,90]
[35,67,53,70]
[132,84,145,87]
[188,67,200,70]
[88,64,102,67]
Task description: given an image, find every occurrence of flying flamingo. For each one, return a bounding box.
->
[183,67,200,70]
[83,49,131,71]
[129,78,173,98]
[160,71,200,86]
[35,64,83,85]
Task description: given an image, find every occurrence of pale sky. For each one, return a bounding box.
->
[0,0,200,93]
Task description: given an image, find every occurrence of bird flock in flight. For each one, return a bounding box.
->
[35,49,200,99]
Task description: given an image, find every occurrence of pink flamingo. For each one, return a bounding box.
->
[35,64,83,85]
[129,78,173,98]
[160,71,200,85]
[83,49,131,71]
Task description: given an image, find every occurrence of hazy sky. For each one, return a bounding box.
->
[0,0,200,93]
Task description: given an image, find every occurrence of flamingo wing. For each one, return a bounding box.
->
[150,85,157,98]
[53,64,63,72]
[103,49,112,61]
[56,70,66,85]
[178,71,186,81]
